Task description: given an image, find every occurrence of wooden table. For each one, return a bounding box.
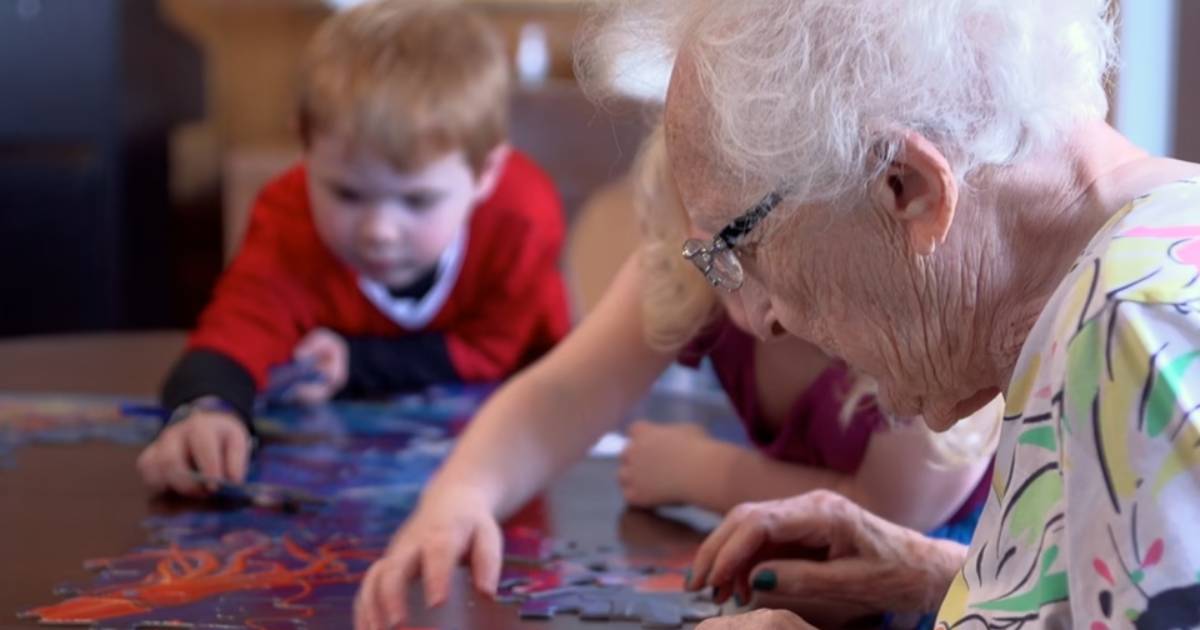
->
[0,333,728,629]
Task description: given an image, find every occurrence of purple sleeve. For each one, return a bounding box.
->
[766,361,888,474]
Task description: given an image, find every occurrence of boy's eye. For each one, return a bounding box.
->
[400,192,443,212]
[330,183,365,204]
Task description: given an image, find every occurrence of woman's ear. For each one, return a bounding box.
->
[868,132,958,256]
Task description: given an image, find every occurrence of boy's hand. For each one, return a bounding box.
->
[136,410,251,496]
[289,328,349,406]
[618,420,710,508]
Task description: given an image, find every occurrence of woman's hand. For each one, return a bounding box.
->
[697,609,816,629]
[687,490,966,620]
[354,483,502,630]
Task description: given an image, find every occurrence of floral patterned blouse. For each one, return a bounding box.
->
[937,179,1200,630]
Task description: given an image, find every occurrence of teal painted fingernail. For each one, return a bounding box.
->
[752,570,777,592]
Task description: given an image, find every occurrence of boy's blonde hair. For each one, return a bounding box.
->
[299,0,510,173]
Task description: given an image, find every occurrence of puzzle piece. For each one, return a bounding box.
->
[262,359,327,405]
[495,537,713,628]
[515,588,717,628]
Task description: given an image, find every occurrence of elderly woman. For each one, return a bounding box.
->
[576,0,1200,628]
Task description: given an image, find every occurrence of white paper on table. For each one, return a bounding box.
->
[587,432,629,459]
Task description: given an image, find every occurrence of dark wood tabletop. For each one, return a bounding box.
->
[0,332,726,629]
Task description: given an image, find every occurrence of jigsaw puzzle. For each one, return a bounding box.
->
[6,386,722,628]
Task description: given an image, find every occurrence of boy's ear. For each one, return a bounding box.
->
[473,144,511,202]
[867,131,958,256]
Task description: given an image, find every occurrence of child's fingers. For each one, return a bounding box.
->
[222,426,251,483]
[380,549,421,628]
[187,426,225,488]
[421,527,468,608]
[469,517,503,596]
[153,433,203,496]
[627,420,652,436]
[136,444,169,492]
[352,561,378,629]
[165,457,204,496]
[289,383,333,407]
[356,553,414,630]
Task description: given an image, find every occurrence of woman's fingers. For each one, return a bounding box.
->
[696,608,816,629]
[707,509,770,587]
[688,502,749,590]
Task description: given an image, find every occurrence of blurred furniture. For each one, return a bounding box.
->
[0,0,204,336]
[162,0,588,197]
[509,82,651,227]
[565,177,640,317]
[0,331,185,396]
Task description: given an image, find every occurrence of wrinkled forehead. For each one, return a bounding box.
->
[663,54,768,237]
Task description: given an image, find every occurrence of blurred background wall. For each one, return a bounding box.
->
[0,0,1194,337]
[0,0,652,336]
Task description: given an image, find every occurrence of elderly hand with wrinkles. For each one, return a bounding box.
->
[686,491,968,627]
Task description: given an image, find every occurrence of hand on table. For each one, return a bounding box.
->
[697,609,816,629]
[686,490,964,623]
[618,420,710,508]
[354,484,502,630]
[287,328,348,406]
[136,409,251,496]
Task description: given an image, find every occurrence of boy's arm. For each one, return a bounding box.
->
[669,437,851,515]
[161,350,258,430]
[162,170,313,426]
[666,406,993,530]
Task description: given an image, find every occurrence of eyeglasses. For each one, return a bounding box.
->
[681,190,783,291]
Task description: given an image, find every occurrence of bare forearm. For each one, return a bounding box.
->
[427,255,674,520]
[682,440,851,514]
[427,370,625,519]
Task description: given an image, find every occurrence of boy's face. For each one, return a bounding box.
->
[306,131,486,288]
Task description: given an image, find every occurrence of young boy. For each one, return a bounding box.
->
[137,0,568,497]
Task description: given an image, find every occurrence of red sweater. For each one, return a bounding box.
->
[167,150,568,417]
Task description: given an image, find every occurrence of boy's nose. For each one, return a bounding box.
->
[360,208,405,245]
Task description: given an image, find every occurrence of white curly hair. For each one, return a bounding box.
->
[580,0,1118,205]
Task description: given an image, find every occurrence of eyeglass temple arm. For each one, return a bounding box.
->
[717,191,784,246]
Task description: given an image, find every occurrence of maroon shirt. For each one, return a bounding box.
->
[680,316,989,525]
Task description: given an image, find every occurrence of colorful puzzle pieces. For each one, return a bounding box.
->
[7,387,722,628]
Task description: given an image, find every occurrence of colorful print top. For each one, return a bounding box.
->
[936,178,1200,630]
